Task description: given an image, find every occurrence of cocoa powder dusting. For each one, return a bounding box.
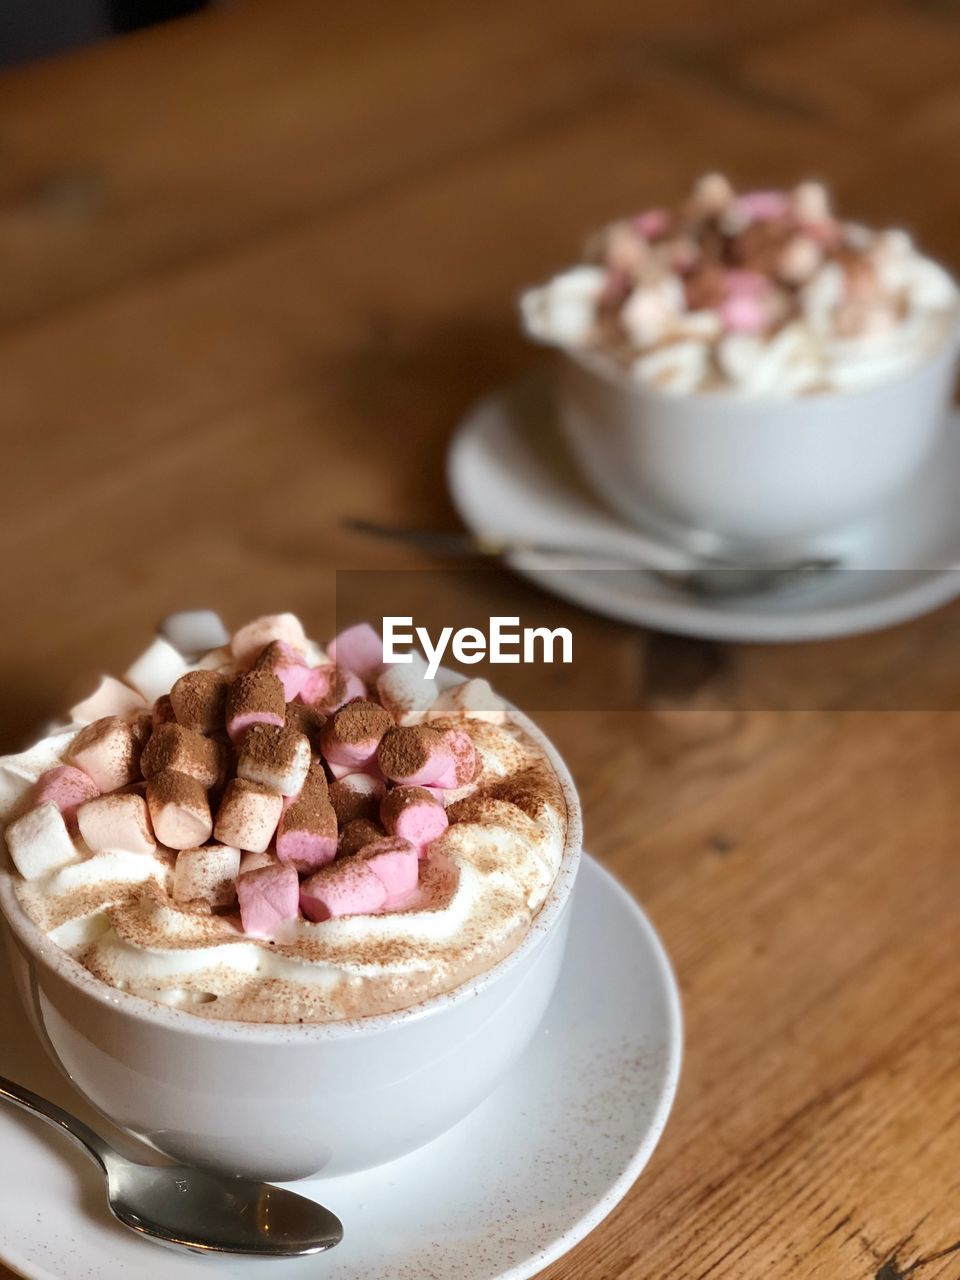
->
[377,725,441,778]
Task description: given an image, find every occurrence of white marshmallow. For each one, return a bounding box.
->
[160,610,230,657]
[65,717,140,793]
[124,637,190,705]
[173,844,241,910]
[237,730,311,797]
[70,677,146,726]
[230,614,307,665]
[428,678,507,724]
[213,779,283,853]
[519,267,606,346]
[147,774,213,850]
[621,276,686,347]
[5,803,79,880]
[377,653,438,725]
[77,793,156,856]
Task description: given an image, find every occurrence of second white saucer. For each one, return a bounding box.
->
[447,377,960,643]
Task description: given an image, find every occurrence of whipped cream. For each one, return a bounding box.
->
[0,617,568,1023]
[520,175,958,396]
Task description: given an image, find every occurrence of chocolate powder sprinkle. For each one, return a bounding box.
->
[377,725,442,778]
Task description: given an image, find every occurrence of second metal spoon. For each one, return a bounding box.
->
[0,1074,343,1257]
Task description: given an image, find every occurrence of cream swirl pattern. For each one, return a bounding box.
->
[0,617,567,1023]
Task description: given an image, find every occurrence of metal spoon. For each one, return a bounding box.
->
[343,518,839,599]
[0,1075,343,1257]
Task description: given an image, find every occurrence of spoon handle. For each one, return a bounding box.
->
[0,1074,114,1174]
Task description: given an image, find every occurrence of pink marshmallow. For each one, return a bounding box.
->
[720,293,767,333]
[326,624,385,680]
[255,641,311,700]
[300,858,387,921]
[733,190,791,223]
[319,699,393,770]
[360,837,420,908]
[631,208,670,239]
[227,709,285,741]
[377,726,453,787]
[276,792,338,872]
[380,787,448,856]
[237,862,300,937]
[301,665,366,714]
[33,766,100,826]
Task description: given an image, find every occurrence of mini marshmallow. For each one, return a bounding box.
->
[377,725,453,786]
[213,778,283,853]
[141,723,222,788]
[326,624,385,680]
[254,641,311,700]
[687,172,734,218]
[77,792,156,855]
[519,266,606,346]
[33,766,99,826]
[427,678,506,724]
[300,857,387,921]
[4,803,78,880]
[237,862,300,937]
[276,789,338,872]
[376,652,437,725]
[359,836,420,908]
[621,277,685,347]
[338,818,384,857]
[230,614,307,665]
[147,771,213,850]
[301,665,366,714]
[65,717,141,792]
[160,609,230,656]
[70,676,147,726]
[225,670,286,742]
[320,700,393,769]
[173,844,241,912]
[328,772,385,827]
[124,637,190,704]
[631,207,670,239]
[237,724,311,797]
[169,670,228,733]
[380,787,448,855]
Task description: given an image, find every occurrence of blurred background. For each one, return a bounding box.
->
[1,0,959,741]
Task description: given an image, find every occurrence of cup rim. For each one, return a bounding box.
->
[0,703,583,1043]
[550,306,960,409]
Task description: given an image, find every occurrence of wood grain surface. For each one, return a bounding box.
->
[1,2,959,1277]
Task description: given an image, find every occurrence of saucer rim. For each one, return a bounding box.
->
[447,378,960,644]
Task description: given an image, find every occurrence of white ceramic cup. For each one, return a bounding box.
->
[0,708,581,1181]
[556,325,960,550]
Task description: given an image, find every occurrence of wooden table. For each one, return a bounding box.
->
[1,2,959,1276]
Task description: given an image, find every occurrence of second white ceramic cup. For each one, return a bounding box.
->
[556,326,959,550]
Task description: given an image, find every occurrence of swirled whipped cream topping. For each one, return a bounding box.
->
[0,614,568,1023]
[520,174,958,396]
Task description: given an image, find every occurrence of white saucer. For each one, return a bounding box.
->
[0,855,681,1280]
[447,378,960,643]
